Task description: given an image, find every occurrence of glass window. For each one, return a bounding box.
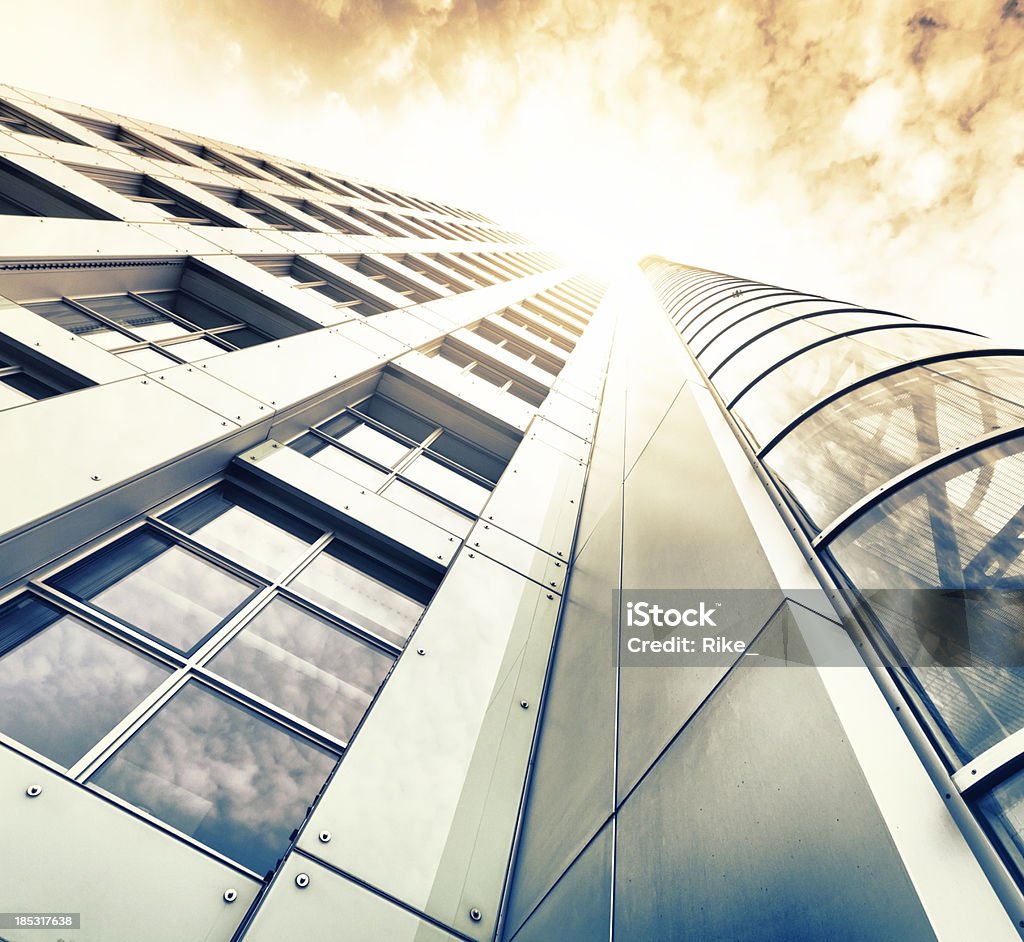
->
[161,486,319,579]
[289,541,426,647]
[295,436,390,488]
[331,421,410,467]
[764,359,1024,532]
[51,529,258,654]
[828,435,1024,759]
[0,596,170,767]
[382,479,475,538]
[356,397,434,443]
[89,682,337,874]
[208,597,393,740]
[163,337,229,362]
[402,454,491,513]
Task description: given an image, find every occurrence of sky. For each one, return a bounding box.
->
[5,0,1024,341]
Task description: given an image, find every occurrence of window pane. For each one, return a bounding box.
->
[765,361,1024,532]
[162,486,318,579]
[2,371,61,401]
[429,432,505,483]
[89,682,337,874]
[208,597,393,740]
[85,295,176,337]
[51,529,257,653]
[26,298,113,339]
[382,479,474,538]
[0,380,35,409]
[219,326,266,349]
[308,441,389,488]
[118,347,179,371]
[289,543,426,647]
[334,421,410,467]
[402,454,491,513]
[357,397,435,443]
[829,435,1024,758]
[0,596,170,767]
[163,336,229,362]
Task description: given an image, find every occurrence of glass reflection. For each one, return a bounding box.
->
[383,479,475,537]
[0,596,170,767]
[90,682,337,874]
[829,435,1024,758]
[402,454,491,513]
[289,542,426,647]
[52,529,257,653]
[209,597,393,740]
[765,361,1024,532]
[162,486,317,579]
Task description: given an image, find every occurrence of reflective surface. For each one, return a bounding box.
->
[90,681,337,875]
[829,435,1024,758]
[53,529,257,653]
[765,358,1024,532]
[290,541,426,647]
[0,596,170,767]
[208,597,393,740]
[162,486,318,579]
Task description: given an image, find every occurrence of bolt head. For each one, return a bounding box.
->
[417,647,426,656]
[520,700,529,710]
[469,907,482,922]
[25,784,42,798]
[295,872,310,888]
[223,889,238,903]
[318,830,332,843]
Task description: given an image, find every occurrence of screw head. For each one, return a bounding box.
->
[25,784,42,798]
[469,908,482,922]
[295,872,310,888]
[223,889,238,903]
[520,700,529,710]
[417,647,426,656]
[318,830,332,843]
[90,474,101,482]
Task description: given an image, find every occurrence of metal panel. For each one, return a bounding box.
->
[296,553,561,941]
[242,855,460,942]
[482,434,586,559]
[0,216,173,259]
[0,374,239,540]
[200,329,383,411]
[0,744,259,942]
[501,499,620,938]
[333,317,409,359]
[153,362,270,425]
[505,821,612,942]
[465,520,566,593]
[524,416,590,463]
[613,605,939,942]
[536,391,597,441]
[0,297,139,385]
[619,383,781,798]
[237,443,458,568]
[393,351,535,432]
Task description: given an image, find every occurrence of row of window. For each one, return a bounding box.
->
[0,255,586,409]
[0,477,441,877]
[1,95,495,226]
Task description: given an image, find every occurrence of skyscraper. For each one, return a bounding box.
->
[0,85,1022,942]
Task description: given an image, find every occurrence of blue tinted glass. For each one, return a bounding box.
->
[208,597,393,740]
[51,529,258,653]
[0,595,171,767]
[90,682,337,874]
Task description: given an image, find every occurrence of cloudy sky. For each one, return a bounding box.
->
[6,0,1024,340]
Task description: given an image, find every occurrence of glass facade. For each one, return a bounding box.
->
[643,257,1024,903]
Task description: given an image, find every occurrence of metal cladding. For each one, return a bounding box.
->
[2,80,1024,941]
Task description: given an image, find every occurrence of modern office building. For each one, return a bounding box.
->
[1,85,1023,941]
